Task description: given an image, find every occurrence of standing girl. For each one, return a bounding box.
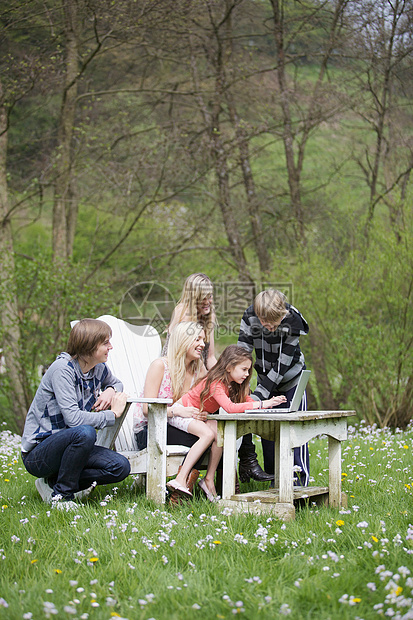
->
[173,345,286,500]
[163,273,217,370]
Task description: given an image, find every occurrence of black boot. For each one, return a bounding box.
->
[238,434,274,483]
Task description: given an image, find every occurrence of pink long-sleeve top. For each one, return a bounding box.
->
[181,379,256,413]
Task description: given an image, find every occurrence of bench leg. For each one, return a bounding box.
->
[146,403,167,504]
[273,421,280,489]
[328,436,342,507]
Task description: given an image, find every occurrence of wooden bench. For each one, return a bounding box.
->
[208,408,355,520]
[72,315,198,504]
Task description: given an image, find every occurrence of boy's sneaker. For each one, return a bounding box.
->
[74,481,96,500]
[35,478,54,503]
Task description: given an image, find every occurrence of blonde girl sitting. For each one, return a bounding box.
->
[133,322,213,497]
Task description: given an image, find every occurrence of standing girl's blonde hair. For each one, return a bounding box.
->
[167,322,204,401]
[163,273,217,369]
[175,273,215,342]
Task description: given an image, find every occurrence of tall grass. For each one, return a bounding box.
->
[1,421,412,619]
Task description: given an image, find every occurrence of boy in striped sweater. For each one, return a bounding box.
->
[237,289,310,486]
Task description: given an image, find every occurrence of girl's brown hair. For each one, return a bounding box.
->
[198,345,253,411]
[67,319,112,360]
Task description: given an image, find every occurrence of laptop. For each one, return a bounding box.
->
[267,369,311,412]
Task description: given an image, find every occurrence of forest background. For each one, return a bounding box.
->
[0,0,412,435]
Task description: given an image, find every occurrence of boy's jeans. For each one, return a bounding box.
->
[22,425,130,499]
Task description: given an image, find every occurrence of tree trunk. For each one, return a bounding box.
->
[212,133,254,284]
[0,93,29,432]
[269,0,349,244]
[269,0,306,243]
[53,0,79,260]
[226,90,271,273]
[189,31,253,285]
[386,374,413,429]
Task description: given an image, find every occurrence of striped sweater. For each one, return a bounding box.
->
[237,303,309,399]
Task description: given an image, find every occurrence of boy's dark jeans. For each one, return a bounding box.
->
[22,425,130,500]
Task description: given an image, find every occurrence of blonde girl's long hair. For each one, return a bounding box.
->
[175,273,215,343]
[198,345,253,411]
[167,322,205,401]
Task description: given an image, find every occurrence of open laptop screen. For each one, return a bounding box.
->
[272,369,311,412]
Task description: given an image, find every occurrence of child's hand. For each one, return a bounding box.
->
[172,406,207,421]
[262,395,287,409]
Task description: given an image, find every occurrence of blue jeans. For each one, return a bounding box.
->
[22,425,130,500]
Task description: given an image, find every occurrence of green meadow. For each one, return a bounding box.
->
[1,423,412,620]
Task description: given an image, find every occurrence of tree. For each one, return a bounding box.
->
[0,82,28,429]
[268,0,351,243]
[344,0,413,242]
[0,0,54,429]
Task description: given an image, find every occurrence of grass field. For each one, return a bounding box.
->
[1,421,413,620]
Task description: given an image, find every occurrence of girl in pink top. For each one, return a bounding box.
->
[172,345,286,500]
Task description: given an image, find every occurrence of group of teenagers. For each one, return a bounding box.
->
[21,273,310,509]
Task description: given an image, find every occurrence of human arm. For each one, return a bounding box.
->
[110,392,128,417]
[92,366,124,411]
[167,303,189,334]
[141,358,167,415]
[204,383,287,413]
[51,366,117,429]
[169,397,206,421]
[206,322,217,370]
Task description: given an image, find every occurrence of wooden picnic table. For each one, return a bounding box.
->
[207,409,355,520]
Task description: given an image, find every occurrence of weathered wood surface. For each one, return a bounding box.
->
[208,410,355,422]
[210,408,355,518]
[218,490,348,521]
[217,499,296,520]
[229,485,329,503]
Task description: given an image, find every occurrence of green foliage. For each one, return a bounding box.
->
[0,254,117,432]
[297,221,413,427]
[2,0,413,429]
